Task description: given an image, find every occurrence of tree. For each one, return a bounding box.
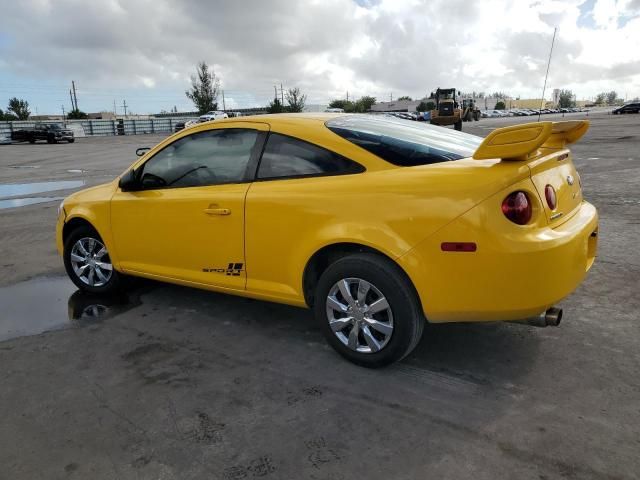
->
[397,96,412,101]
[490,91,509,100]
[185,61,220,114]
[67,109,88,119]
[285,87,306,113]
[594,92,606,105]
[353,96,376,112]
[329,99,352,110]
[606,91,619,105]
[558,89,575,108]
[7,97,30,120]
[417,100,435,111]
[495,100,506,110]
[266,98,285,114]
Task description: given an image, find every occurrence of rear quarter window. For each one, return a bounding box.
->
[257,133,364,180]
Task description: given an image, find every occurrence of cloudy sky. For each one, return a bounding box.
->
[0,0,639,114]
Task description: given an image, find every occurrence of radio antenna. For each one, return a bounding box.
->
[538,27,557,122]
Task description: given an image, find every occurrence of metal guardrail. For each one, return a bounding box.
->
[0,117,199,138]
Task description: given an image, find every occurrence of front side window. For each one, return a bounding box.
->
[139,129,259,189]
[327,115,482,166]
[257,133,363,180]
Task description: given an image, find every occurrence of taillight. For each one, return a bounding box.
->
[545,184,557,210]
[501,191,532,225]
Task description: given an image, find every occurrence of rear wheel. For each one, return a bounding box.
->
[454,120,462,131]
[63,226,122,294]
[313,253,424,368]
[68,138,75,143]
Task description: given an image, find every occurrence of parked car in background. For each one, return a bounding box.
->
[199,111,228,122]
[612,103,640,114]
[11,123,74,144]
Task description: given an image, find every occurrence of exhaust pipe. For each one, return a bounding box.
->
[513,307,563,328]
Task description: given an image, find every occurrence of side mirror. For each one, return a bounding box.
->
[136,147,151,157]
[119,169,139,192]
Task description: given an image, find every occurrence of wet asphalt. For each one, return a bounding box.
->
[0,112,638,479]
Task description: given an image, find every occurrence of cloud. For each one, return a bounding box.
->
[0,0,638,113]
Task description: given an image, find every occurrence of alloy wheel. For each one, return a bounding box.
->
[70,237,113,287]
[325,277,394,353]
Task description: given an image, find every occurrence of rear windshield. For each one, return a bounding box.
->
[326,115,482,166]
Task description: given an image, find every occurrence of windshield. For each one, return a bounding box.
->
[326,115,482,167]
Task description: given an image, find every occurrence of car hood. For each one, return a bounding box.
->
[63,180,117,206]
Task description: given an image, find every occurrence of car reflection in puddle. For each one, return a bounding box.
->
[0,276,145,342]
[67,289,138,321]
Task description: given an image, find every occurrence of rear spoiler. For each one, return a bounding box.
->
[473,120,589,161]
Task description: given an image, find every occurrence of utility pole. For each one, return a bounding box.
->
[274,85,278,101]
[70,90,75,111]
[222,90,226,111]
[122,100,128,117]
[113,100,117,115]
[280,83,284,104]
[72,80,78,110]
[346,91,349,102]
[61,105,66,120]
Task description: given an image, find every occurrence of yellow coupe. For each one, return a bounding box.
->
[56,114,598,367]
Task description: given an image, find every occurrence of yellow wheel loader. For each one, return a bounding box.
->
[429,88,463,131]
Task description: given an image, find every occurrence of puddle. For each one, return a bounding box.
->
[7,165,40,169]
[0,196,63,210]
[0,276,142,342]
[0,180,85,198]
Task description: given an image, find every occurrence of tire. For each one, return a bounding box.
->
[454,120,462,131]
[63,225,122,294]
[48,134,57,144]
[29,137,36,144]
[68,138,75,143]
[313,253,425,368]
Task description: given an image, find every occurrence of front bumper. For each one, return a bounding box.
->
[398,201,599,323]
[55,206,66,256]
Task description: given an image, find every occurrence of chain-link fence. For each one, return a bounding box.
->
[0,117,199,139]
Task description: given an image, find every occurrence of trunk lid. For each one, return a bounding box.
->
[528,150,583,226]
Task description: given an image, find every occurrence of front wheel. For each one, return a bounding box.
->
[63,226,122,294]
[313,253,424,368]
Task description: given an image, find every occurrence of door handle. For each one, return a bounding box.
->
[204,208,231,216]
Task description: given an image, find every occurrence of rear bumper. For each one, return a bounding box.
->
[398,201,598,323]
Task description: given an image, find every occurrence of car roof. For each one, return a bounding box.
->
[210,112,343,127]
